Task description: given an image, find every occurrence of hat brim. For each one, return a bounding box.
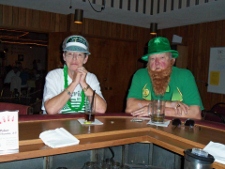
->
[141,50,178,61]
[63,46,91,55]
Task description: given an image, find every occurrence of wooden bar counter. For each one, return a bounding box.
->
[1,113,225,168]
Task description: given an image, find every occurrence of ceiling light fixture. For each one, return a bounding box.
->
[150,23,158,35]
[74,0,105,24]
[87,0,105,12]
[74,9,83,24]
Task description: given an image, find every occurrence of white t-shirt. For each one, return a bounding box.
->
[4,70,20,84]
[42,68,104,114]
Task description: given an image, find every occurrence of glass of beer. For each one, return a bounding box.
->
[151,97,165,123]
[84,94,96,123]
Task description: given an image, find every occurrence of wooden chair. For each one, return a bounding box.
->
[202,102,225,124]
[0,102,33,115]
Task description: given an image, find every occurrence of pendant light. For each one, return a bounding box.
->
[74,9,83,24]
[150,23,158,35]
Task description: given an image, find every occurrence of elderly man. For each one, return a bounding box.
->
[126,36,203,119]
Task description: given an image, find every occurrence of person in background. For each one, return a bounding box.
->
[125,36,204,119]
[42,35,107,114]
[33,59,38,71]
[4,65,21,94]
[20,68,29,88]
[36,59,42,72]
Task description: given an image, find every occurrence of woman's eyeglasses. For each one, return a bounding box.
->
[172,118,195,127]
[65,52,85,60]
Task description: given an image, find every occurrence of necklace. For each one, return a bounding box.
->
[63,65,85,112]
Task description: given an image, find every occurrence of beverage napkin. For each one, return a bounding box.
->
[78,118,103,125]
[147,119,170,127]
[203,141,225,165]
[39,127,80,148]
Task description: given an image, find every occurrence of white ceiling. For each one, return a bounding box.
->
[1,0,225,29]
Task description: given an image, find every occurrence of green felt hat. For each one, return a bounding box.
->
[141,36,179,61]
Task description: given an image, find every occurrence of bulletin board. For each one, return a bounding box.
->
[207,47,225,94]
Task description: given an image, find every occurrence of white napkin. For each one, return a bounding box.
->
[203,141,225,165]
[147,119,170,127]
[39,127,80,148]
[78,118,103,125]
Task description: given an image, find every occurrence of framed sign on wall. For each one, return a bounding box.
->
[207,47,225,94]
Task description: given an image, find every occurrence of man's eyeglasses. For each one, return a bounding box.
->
[172,118,195,127]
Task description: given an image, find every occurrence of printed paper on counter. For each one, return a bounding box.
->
[0,110,19,155]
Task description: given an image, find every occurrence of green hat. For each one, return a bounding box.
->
[141,36,179,61]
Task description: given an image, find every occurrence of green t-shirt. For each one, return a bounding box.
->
[127,67,204,110]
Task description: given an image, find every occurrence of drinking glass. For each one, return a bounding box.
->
[151,97,165,123]
[84,95,96,122]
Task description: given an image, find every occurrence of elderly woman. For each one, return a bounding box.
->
[42,35,107,114]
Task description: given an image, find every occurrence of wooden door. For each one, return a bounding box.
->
[86,37,137,112]
[48,33,137,112]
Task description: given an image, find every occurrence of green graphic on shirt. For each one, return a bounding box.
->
[172,87,183,101]
[142,84,183,101]
[61,91,86,114]
[142,84,151,100]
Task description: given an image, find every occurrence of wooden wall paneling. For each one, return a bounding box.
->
[195,23,207,108]
[68,14,75,32]
[93,20,102,36]
[48,32,71,71]
[108,22,117,38]
[49,13,58,31]
[86,37,138,112]
[175,45,188,68]
[189,25,197,73]
[116,24,122,38]
[121,24,127,40]
[100,20,109,37]
[197,23,208,108]
[82,18,90,34]
[85,37,110,110]
[25,9,33,29]
[55,13,66,32]
[0,6,2,25]
[18,8,27,27]
[12,6,19,26]
[2,5,12,26]
[207,22,220,108]
[222,20,225,47]
[135,28,150,69]
[215,21,223,45]
[195,24,203,78]
[1,4,68,32]
[203,23,212,108]
[186,25,194,70]
[190,24,198,75]
[87,19,96,35]
[39,11,51,30]
[179,26,188,45]
[31,9,40,29]
[103,39,137,112]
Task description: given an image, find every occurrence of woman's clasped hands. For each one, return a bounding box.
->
[72,66,88,85]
